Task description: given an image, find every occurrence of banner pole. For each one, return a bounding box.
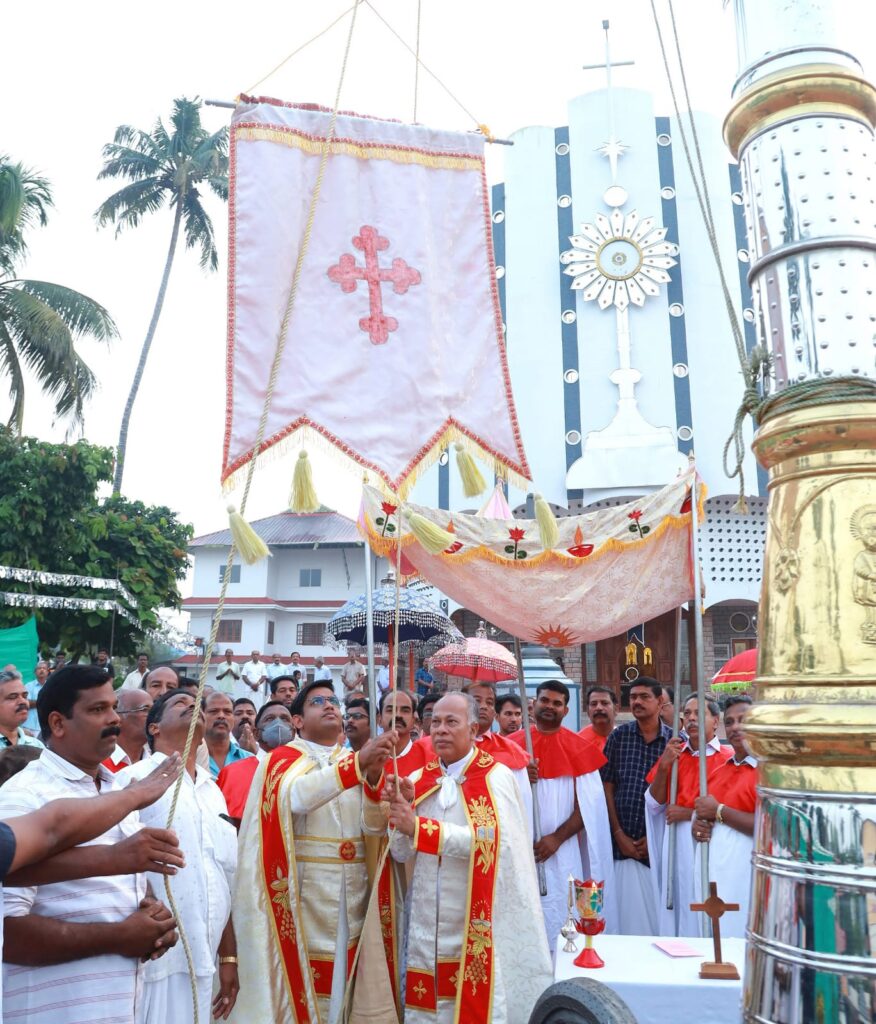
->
[363,541,378,737]
[513,637,548,897]
[665,603,684,910]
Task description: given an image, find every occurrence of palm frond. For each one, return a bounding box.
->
[181,191,218,271]
[95,179,167,232]
[0,320,25,430]
[0,159,54,272]
[97,143,162,183]
[13,280,117,342]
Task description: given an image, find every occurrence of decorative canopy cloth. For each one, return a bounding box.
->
[324,574,460,649]
[711,647,757,692]
[223,96,529,495]
[430,624,518,683]
[360,468,702,646]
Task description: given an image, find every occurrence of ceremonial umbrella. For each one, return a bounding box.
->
[430,622,518,684]
[324,572,461,650]
[711,647,758,692]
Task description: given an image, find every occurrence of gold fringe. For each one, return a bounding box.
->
[236,126,481,171]
[534,493,559,550]
[455,442,487,498]
[289,450,320,512]
[227,505,270,564]
[407,513,455,555]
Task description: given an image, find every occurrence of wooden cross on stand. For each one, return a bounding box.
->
[690,882,741,980]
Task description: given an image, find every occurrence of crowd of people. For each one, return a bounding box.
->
[0,650,756,1023]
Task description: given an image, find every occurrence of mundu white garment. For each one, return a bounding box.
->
[240,660,267,707]
[391,750,553,1024]
[118,752,237,1024]
[700,821,755,939]
[614,857,660,936]
[215,661,240,694]
[0,750,146,1024]
[535,774,616,944]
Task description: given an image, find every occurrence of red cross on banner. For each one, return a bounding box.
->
[223,97,530,497]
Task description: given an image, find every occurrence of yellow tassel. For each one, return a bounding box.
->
[407,512,454,555]
[534,493,559,550]
[455,442,487,497]
[290,450,319,513]
[227,504,270,564]
[732,494,750,516]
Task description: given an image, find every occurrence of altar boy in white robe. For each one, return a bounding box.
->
[386,693,552,1024]
[509,679,615,942]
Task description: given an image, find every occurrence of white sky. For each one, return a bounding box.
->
[3,0,873,568]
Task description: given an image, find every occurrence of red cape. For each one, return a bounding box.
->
[709,758,757,812]
[646,745,733,806]
[416,731,531,771]
[508,726,606,778]
[217,754,260,819]
[578,724,610,754]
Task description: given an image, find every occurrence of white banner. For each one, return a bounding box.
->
[223,97,530,495]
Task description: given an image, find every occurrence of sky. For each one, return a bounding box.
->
[3,0,873,577]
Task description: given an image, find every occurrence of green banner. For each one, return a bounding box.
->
[0,615,39,677]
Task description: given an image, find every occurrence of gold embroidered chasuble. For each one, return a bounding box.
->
[390,748,552,1024]
[228,739,384,1024]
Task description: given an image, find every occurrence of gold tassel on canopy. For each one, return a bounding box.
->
[407,512,454,555]
[455,442,487,497]
[534,493,559,550]
[227,505,270,564]
[290,450,320,512]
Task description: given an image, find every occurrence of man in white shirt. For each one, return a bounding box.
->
[266,653,286,680]
[119,690,239,1022]
[24,660,50,734]
[288,650,305,682]
[340,652,366,696]
[215,650,241,695]
[0,670,44,750]
[0,664,179,1024]
[312,656,333,683]
[376,657,390,696]
[121,653,150,690]
[241,651,268,707]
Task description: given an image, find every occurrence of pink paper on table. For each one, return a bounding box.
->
[653,940,704,958]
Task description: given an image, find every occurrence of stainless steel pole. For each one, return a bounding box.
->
[363,541,378,737]
[513,637,548,898]
[665,604,684,911]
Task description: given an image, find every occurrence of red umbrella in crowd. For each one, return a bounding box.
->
[711,647,757,693]
[430,622,518,684]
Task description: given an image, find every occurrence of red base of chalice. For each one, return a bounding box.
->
[572,918,605,969]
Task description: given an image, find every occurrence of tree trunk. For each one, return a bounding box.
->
[112,198,184,495]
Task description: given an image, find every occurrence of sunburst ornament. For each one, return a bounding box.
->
[533,623,580,648]
[560,209,677,312]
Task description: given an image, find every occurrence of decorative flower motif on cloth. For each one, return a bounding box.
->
[376,501,398,537]
[468,795,497,874]
[412,980,428,1001]
[505,526,528,561]
[270,867,296,941]
[262,760,286,818]
[463,905,493,994]
[627,509,651,539]
[339,841,357,861]
[420,819,439,837]
[327,225,421,344]
[533,624,580,647]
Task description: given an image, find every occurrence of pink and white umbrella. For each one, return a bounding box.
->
[430,622,518,683]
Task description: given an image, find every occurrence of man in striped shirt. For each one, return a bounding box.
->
[0,665,180,1023]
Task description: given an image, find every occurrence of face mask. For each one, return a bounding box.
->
[261,719,294,750]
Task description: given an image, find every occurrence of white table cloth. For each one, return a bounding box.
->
[554,934,745,1024]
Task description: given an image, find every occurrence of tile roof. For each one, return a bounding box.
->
[190,510,361,548]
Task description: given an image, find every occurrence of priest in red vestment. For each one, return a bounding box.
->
[380,688,427,776]
[509,680,615,942]
[645,692,732,936]
[692,694,756,938]
[577,685,618,754]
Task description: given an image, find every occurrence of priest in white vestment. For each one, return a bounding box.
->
[645,693,731,937]
[386,692,552,1024]
[117,690,239,1023]
[691,695,757,939]
[509,680,615,943]
[229,680,395,1024]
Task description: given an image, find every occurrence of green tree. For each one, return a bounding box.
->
[0,429,192,658]
[95,97,229,495]
[0,158,117,430]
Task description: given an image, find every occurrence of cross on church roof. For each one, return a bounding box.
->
[582,19,635,184]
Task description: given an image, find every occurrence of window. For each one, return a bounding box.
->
[267,620,275,645]
[219,564,241,584]
[299,568,322,588]
[217,619,242,644]
[297,623,325,646]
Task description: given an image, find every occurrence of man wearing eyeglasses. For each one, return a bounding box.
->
[0,670,44,750]
[102,688,152,773]
[231,680,396,1024]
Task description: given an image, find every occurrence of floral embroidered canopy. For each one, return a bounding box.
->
[360,468,701,646]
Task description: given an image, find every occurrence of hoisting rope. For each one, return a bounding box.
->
[162,5,363,1021]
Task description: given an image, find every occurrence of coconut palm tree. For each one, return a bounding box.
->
[95,97,229,494]
[0,158,117,431]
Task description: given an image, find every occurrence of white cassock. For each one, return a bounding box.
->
[391,749,552,1024]
[117,752,237,1024]
[699,823,753,939]
[536,773,616,943]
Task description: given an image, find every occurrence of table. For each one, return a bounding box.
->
[554,934,745,1024]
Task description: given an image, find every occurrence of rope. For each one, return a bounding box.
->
[413,0,422,123]
[244,4,357,95]
[161,7,364,1021]
[364,0,482,129]
[757,375,876,422]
